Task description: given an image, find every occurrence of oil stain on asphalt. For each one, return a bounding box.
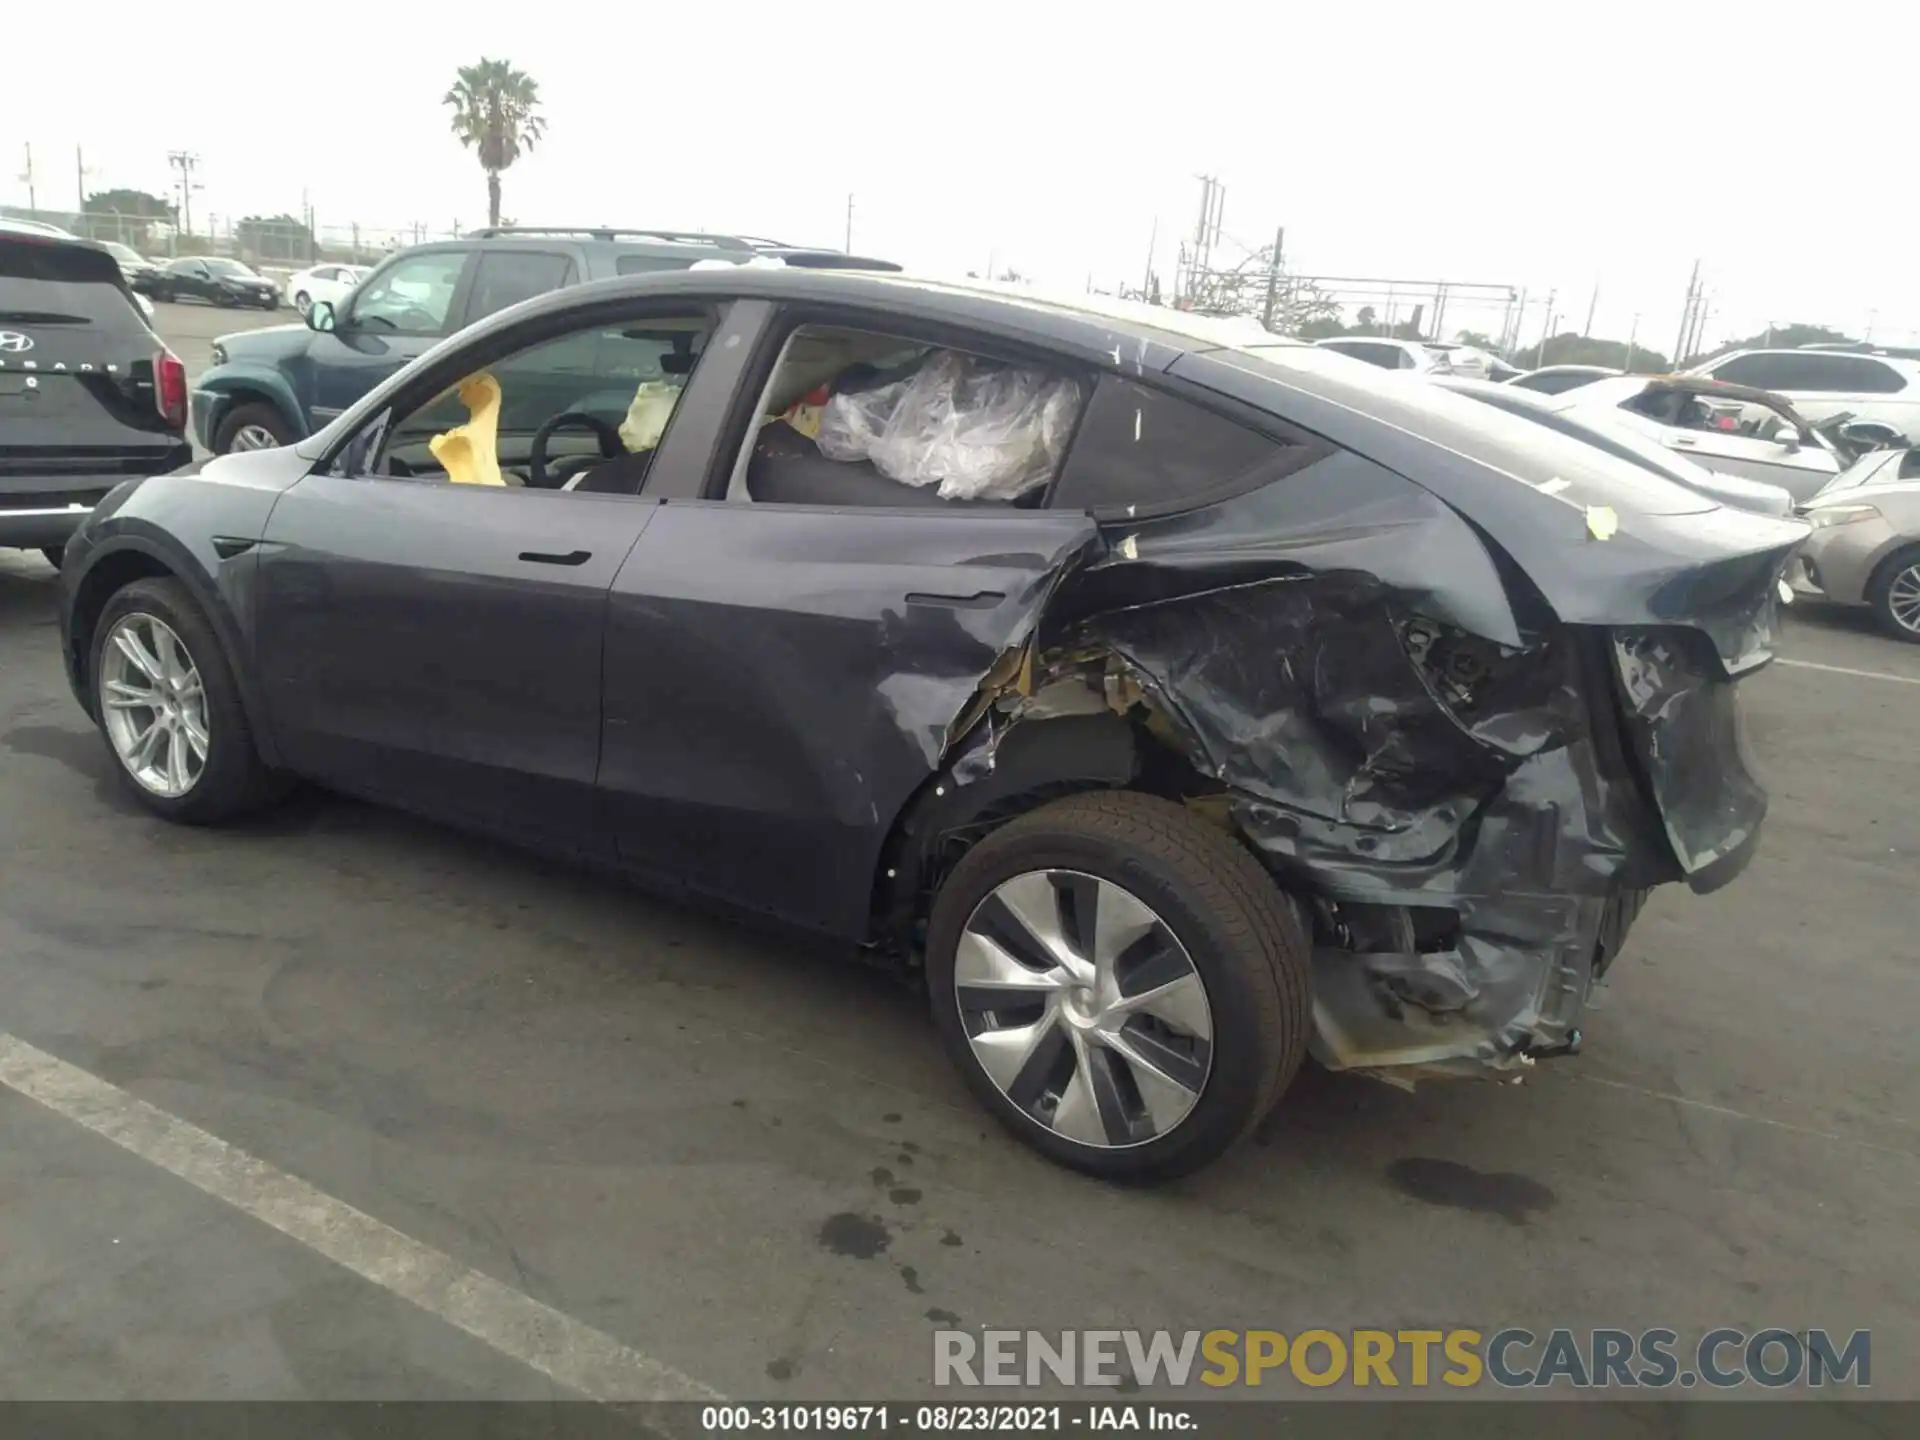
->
[818,1212,892,1259]
[1386,1157,1557,1226]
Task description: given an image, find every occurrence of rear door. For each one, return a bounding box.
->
[307,246,476,427]
[1,237,184,513]
[596,304,1097,937]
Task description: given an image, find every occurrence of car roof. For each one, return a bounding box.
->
[460,225,901,271]
[1715,346,1920,370]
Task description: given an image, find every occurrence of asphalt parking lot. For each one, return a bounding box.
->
[152,299,295,383]
[2,317,1917,1402]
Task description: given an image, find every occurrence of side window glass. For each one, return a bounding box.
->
[464,250,576,325]
[1842,358,1906,394]
[350,251,469,334]
[365,308,716,493]
[1051,375,1297,514]
[722,324,1083,509]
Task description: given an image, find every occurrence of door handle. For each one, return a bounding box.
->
[518,549,592,566]
[906,590,1006,609]
[1673,436,1697,446]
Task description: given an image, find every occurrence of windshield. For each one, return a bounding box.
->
[103,242,141,263]
[202,257,258,277]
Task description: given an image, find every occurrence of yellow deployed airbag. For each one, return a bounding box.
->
[429,373,505,485]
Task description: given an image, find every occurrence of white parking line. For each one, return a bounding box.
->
[1775,657,1920,686]
[0,1032,723,1403]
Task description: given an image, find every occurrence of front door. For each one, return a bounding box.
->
[599,502,1097,937]
[255,474,659,857]
[306,247,474,429]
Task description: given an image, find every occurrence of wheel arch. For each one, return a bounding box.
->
[67,534,284,770]
[866,709,1234,959]
[198,365,307,445]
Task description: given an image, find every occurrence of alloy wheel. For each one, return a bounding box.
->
[1887,563,1920,635]
[100,613,209,798]
[230,423,281,451]
[954,869,1214,1149]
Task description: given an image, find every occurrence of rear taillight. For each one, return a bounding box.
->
[155,349,187,430]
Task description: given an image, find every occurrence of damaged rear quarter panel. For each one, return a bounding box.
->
[1041,465,1674,1072]
[999,358,1806,1075]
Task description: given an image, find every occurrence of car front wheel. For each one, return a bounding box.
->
[926,791,1311,1180]
[90,577,283,823]
[213,402,295,454]
[294,290,311,316]
[1869,545,1920,643]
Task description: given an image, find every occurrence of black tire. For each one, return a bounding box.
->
[294,290,311,316]
[1866,545,1920,644]
[926,791,1311,1181]
[212,401,295,454]
[89,576,284,824]
[40,545,64,570]
[152,286,171,303]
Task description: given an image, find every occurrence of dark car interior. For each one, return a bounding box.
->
[376,318,1089,511]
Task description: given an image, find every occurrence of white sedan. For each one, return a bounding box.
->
[284,263,370,316]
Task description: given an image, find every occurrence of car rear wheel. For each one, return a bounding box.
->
[294,290,311,316]
[214,402,294,454]
[90,577,283,824]
[1868,545,1920,643]
[926,791,1311,1180]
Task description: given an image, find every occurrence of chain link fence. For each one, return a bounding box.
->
[1,206,462,269]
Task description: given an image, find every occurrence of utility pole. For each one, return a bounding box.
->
[1584,281,1599,337]
[844,193,854,252]
[167,151,201,238]
[1261,224,1285,331]
[75,145,89,212]
[1672,260,1700,366]
[20,142,35,212]
[1538,287,1558,361]
[1142,215,1158,303]
[1625,313,1639,372]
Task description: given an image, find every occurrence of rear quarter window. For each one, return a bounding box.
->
[1049,374,1308,515]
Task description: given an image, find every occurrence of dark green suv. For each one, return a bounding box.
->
[189,227,898,453]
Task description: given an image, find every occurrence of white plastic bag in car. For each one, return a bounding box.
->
[814,350,1080,501]
[619,379,681,452]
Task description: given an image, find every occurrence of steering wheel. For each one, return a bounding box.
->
[530,411,624,490]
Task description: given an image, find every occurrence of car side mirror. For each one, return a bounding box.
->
[308,299,338,334]
[1777,430,1802,452]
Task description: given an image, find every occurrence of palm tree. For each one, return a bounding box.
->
[443,59,546,228]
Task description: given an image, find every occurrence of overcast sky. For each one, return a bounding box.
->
[8,1,1914,350]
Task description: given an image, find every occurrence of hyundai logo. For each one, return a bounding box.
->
[0,331,33,353]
